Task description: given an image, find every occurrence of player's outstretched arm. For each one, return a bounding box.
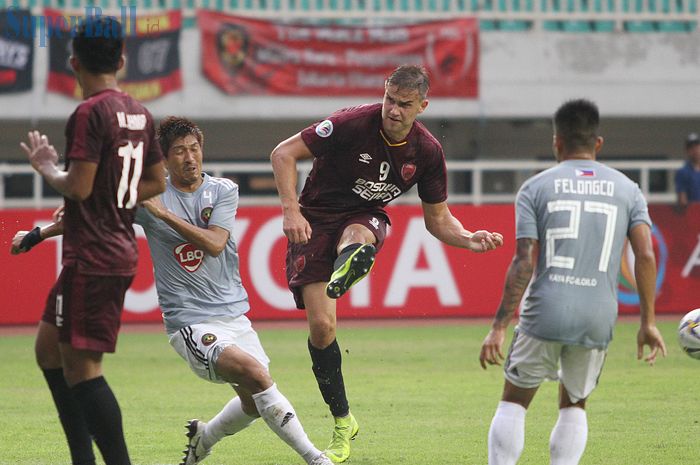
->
[421,201,504,252]
[479,238,536,369]
[629,223,667,365]
[270,133,314,244]
[10,221,64,255]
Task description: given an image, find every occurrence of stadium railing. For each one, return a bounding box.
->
[1,0,697,31]
[0,159,680,208]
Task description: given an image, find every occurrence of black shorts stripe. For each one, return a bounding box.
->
[180,326,208,367]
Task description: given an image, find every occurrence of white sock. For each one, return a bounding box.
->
[549,407,588,465]
[252,383,322,464]
[202,396,257,450]
[488,401,527,465]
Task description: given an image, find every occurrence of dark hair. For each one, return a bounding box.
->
[157,117,204,157]
[553,99,600,153]
[685,132,700,149]
[72,17,124,74]
[386,65,430,100]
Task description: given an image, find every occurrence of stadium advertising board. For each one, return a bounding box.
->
[1,205,698,325]
[198,11,479,97]
[0,9,33,94]
[46,8,182,101]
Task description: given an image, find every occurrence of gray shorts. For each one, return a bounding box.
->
[504,329,607,403]
[169,315,270,384]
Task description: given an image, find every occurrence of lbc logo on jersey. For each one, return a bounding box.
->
[174,242,205,272]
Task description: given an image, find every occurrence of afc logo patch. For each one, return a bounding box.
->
[201,333,217,346]
[315,120,333,138]
[200,207,213,224]
[294,255,306,273]
[401,163,416,181]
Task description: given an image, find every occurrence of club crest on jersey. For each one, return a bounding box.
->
[201,207,213,224]
[174,242,205,272]
[201,333,217,346]
[315,120,334,138]
[294,255,306,273]
[401,163,417,181]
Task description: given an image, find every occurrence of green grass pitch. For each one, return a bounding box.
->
[0,320,696,464]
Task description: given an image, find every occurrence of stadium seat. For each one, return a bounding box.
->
[480,20,499,30]
[563,20,594,31]
[657,20,689,31]
[542,20,563,30]
[593,20,616,31]
[495,0,532,31]
[498,19,532,30]
[624,20,657,31]
[541,0,565,31]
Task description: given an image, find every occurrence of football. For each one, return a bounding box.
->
[678,309,700,360]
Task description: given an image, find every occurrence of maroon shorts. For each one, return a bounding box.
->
[286,212,388,309]
[41,266,134,353]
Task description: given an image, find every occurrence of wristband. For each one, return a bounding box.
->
[19,226,43,252]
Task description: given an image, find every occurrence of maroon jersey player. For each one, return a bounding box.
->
[271,64,504,463]
[297,102,446,215]
[13,17,165,465]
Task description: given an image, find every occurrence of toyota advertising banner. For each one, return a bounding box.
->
[46,8,182,101]
[1,204,698,326]
[199,11,478,97]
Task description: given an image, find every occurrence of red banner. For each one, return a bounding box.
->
[199,11,478,97]
[1,205,698,326]
[46,9,182,101]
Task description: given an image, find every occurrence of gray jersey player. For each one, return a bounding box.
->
[135,117,331,465]
[479,99,667,465]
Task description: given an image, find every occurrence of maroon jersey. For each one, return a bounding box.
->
[299,103,447,222]
[62,89,162,276]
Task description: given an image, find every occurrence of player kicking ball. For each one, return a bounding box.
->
[271,64,504,462]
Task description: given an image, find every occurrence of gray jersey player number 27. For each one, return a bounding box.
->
[546,199,618,274]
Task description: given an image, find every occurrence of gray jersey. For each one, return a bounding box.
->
[135,173,249,334]
[515,159,651,349]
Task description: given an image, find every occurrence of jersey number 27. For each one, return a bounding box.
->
[546,199,618,273]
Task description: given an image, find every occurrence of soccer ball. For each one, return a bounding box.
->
[678,309,700,360]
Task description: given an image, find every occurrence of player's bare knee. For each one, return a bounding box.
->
[309,323,336,349]
[236,366,273,393]
[61,364,96,387]
[34,323,61,369]
[250,368,274,393]
[35,345,61,370]
[216,346,272,392]
[338,224,375,251]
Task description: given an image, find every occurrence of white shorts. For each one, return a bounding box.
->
[504,329,607,403]
[169,315,270,384]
